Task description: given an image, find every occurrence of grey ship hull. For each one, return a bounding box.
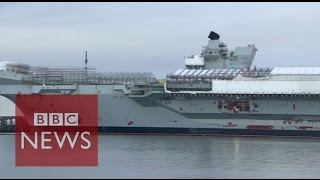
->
[95,86,320,138]
[3,84,320,137]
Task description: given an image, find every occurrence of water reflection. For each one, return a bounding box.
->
[1,135,320,178]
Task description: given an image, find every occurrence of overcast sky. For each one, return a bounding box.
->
[1,2,320,78]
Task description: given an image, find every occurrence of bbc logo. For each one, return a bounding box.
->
[34,113,78,126]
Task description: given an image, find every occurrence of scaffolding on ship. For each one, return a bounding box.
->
[20,66,157,85]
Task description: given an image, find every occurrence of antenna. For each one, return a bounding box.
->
[85,51,88,84]
[85,51,88,71]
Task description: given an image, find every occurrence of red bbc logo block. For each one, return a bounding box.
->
[15,95,98,166]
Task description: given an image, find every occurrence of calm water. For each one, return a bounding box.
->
[1,134,320,179]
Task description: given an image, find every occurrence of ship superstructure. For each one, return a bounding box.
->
[1,31,320,137]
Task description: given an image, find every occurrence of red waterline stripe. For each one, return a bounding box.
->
[246,125,274,130]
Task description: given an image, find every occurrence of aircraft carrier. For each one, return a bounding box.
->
[1,31,320,137]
